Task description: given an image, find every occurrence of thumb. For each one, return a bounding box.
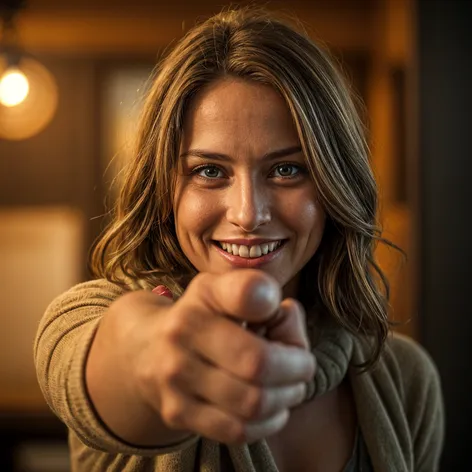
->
[249,298,311,350]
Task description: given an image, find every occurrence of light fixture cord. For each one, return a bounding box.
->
[0,0,27,46]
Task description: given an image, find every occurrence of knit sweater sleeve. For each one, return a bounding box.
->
[390,334,445,472]
[33,279,199,457]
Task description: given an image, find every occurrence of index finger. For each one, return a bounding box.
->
[187,270,281,324]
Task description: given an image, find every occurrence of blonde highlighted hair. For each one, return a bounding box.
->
[91,6,395,368]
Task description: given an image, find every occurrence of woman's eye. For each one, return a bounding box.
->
[194,166,224,179]
[273,164,301,178]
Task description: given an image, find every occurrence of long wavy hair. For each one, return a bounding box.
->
[90,6,395,367]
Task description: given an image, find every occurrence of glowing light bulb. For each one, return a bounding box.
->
[0,67,30,107]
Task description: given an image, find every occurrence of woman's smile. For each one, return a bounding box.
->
[211,238,288,268]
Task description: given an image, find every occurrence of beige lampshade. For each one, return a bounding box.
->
[0,55,58,140]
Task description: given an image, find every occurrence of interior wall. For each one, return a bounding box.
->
[368,0,417,338]
[417,0,472,468]
[0,208,83,409]
[0,57,100,265]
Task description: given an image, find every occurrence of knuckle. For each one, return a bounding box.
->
[288,383,306,407]
[226,420,247,444]
[135,359,154,389]
[307,353,317,379]
[134,364,158,404]
[161,400,185,429]
[289,297,305,318]
[188,272,212,293]
[161,355,185,384]
[242,345,269,382]
[164,312,187,342]
[242,387,265,419]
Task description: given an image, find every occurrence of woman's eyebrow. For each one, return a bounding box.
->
[180,145,303,162]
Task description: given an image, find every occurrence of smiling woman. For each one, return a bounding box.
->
[34,5,444,472]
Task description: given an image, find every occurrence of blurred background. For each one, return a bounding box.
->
[0,0,470,470]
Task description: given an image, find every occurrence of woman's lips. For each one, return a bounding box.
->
[213,240,287,268]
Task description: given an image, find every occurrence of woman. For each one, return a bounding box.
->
[34,6,444,472]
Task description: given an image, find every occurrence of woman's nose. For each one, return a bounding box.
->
[225,179,271,232]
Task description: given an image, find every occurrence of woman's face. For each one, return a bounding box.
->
[173,78,326,295]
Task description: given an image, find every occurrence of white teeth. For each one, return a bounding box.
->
[218,241,283,258]
[238,245,249,257]
[249,245,262,258]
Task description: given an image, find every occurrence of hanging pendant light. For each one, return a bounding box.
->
[0,65,29,107]
[0,0,58,140]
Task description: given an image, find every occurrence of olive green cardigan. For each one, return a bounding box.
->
[34,279,444,471]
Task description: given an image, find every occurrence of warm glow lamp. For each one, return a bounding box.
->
[0,0,58,140]
[0,66,29,107]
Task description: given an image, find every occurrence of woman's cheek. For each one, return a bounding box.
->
[175,189,222,245]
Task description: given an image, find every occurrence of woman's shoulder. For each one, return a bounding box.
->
[55,276,153,298]
[383,332,441,390]
[352,331,444,467]
[353,331,442,406]
[43,278,133,316]
[44,277,169,317]
[55,278,127,300]
[384,334,445,466]
[378,332,444,429]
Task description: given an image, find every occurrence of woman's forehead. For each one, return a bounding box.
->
[182,79,299,146]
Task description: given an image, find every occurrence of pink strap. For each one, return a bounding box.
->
[152,285,173,299]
